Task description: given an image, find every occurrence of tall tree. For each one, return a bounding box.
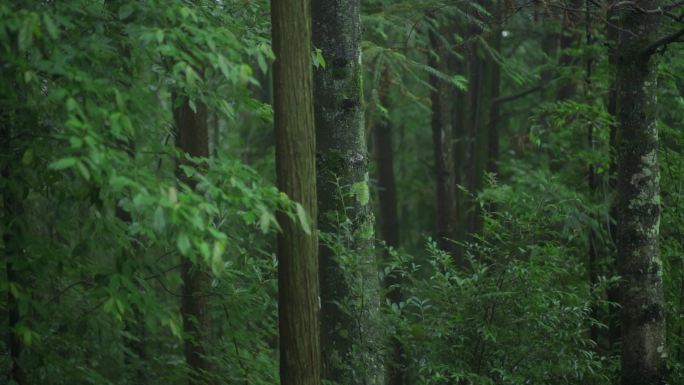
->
[486,2,503,177]
[312,0,381,383]
[615,3,667,384]
[374,69,400,254]
[373,68,405,385]
[605,4,621,354]
[463,0,503,237]
[428,26,459,259]
[174,98,211,383]
[271,0,321,384]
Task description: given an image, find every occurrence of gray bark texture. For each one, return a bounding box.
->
[312,0,382,383]
[616,2,667,384]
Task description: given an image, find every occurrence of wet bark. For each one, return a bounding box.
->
[271,0,322,383]
[312,0,381,383]
[615,3,667,384]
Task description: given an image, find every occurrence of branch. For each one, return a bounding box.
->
[492,85,542,105]
[642,27,684,56]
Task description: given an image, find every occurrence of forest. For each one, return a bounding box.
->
[1,0,684,384]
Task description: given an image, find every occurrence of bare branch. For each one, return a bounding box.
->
[642,26,684,56]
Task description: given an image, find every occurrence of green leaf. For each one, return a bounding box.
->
[42,14,59,39]
[155,29,164,44]
[49,157,78,170]
[218,55,231,79]
[176,233,191,256]
[211,241,225,275]
[295,203,312,235]
[256,53,267,74]
[312,47,326,69]
[152,207,166,233]
[118,4,134,20]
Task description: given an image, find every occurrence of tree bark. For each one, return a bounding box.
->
[312,1,381,383]
[428,27,459,260]
[583,0,600,348]
[487,3,503,177]
[374,71,400,253]
[373,69,406,385]
[605,5,621,354]
[447,21,468,263]
[174,98,211,384]
[464,19,487,238]
[615,3,667,384]
[271,0,322,384]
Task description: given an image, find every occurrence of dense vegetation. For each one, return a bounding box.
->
[1,1,683,384]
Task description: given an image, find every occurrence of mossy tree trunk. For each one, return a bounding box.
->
[271,0,321,384]
[428,27,459,260]
[615,3,667,384]
[312,1,381,383]
[174,98,211,384]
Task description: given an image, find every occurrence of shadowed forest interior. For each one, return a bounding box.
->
[2,1,684,384]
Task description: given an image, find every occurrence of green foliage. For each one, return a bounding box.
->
[382,173,614,385]
[2,1,684,384]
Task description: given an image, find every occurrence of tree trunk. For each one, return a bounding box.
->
[174,99,211,384]
[605,5,621,354]
[464,22,486,238]
[271,0,321,384]
[615,3,667,384]
[312,1,381,383]
[374,70,400,253]
[428,28,459,260]
[447,21,468,262]
[487,3,503,177]
[584,0,600,348]
[373,69,406,385]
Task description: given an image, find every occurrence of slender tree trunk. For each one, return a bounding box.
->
[615,3,667,384]
[447,21,468,262]
[605,6,621,355]
[312,1,381,383]
[487,3,503,177]
[464,0,505,238]
[374,71,400,253]
[428,27,459,260]
[271,0,321,384]
[464,23,486,237]
[373,69,406,385]
[174,99,211,384]
[584,0,600,348]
